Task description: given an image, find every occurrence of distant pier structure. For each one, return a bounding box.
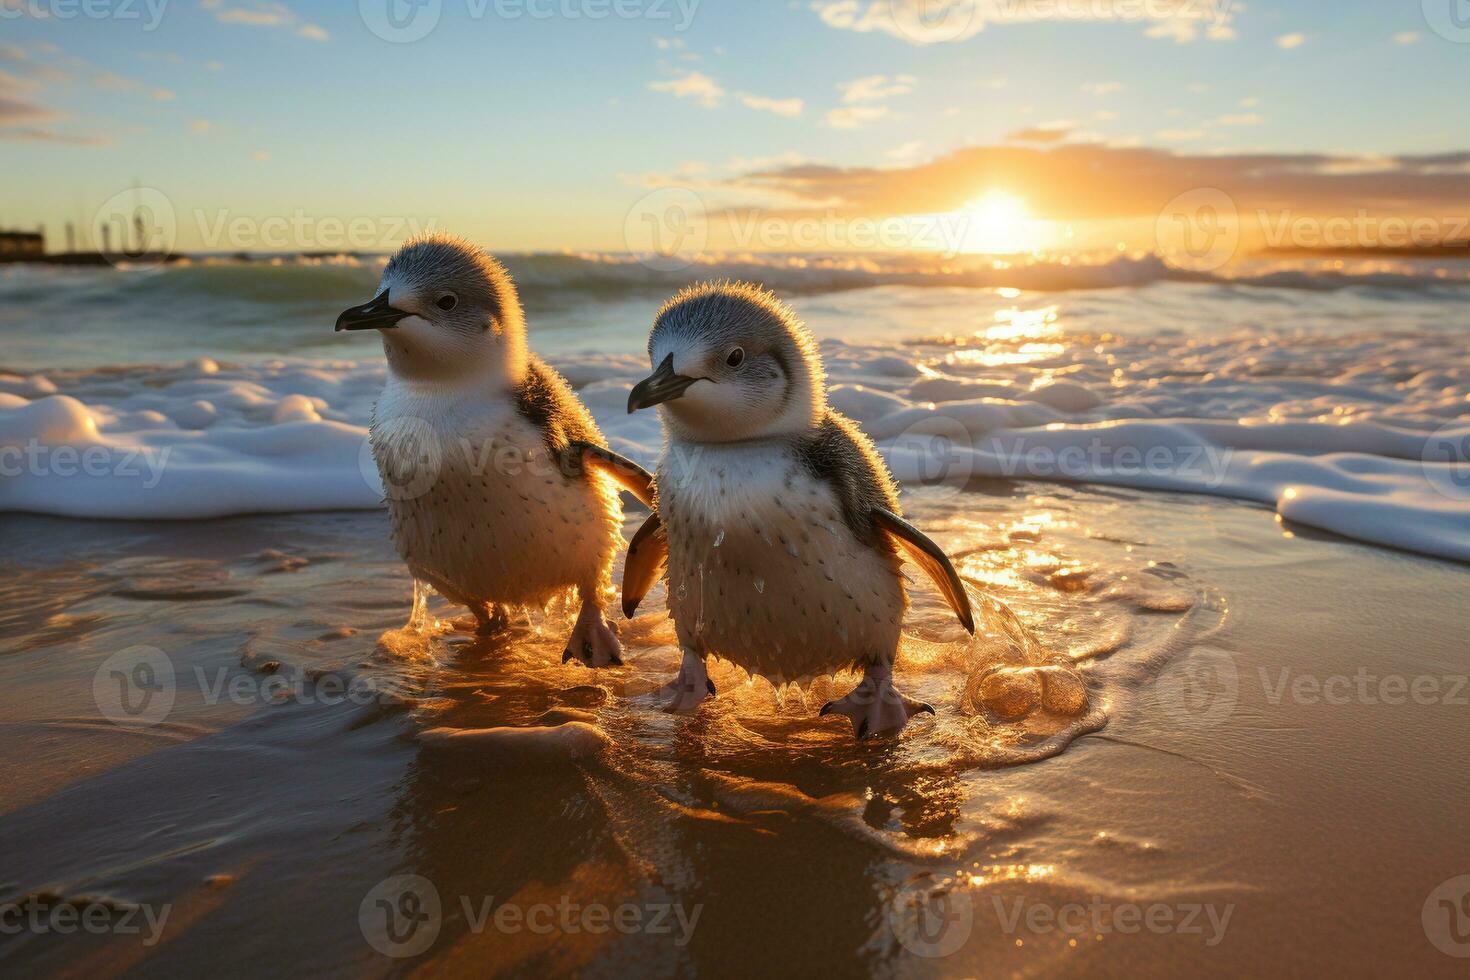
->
[0,230,45,261]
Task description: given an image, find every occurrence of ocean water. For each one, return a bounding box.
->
[3,253,1470,975]
[1,253,1466,559]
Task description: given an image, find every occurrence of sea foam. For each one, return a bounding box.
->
[1,323,1465,561]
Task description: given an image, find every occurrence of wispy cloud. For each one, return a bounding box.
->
[725,143,1470,225]
[1082,81,1122,97]
[737,92,804,117]
[815,0,1238,45]
[1276,33,1306,50]
[824,104,889,129]
[1008,122,1077,143]
[1393,31,1420,45]
[839,74,916,103]
[199,0,329,41]
[1,126,112,146]
[648,70,725,108]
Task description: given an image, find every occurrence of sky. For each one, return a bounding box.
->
[2,0,1468,256]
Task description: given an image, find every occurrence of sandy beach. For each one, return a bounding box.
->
[2,255,1469,977]
[1,470,1467,976]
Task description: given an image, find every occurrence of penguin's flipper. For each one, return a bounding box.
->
[621,511,668,618]
[570,441,655,509]
[872,508,975,634]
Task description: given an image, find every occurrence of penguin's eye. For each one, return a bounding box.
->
[435,293,458,312]
[726,347,745,368]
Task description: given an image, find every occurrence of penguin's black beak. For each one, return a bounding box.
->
[335,290,412,332]
[628,353,699,413]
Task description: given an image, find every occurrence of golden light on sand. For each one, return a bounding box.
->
[957,190,1042,254]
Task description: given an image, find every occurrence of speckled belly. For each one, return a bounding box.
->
[659,446,904,682]
[378,420,620,609]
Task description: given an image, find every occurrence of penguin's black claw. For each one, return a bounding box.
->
[706,679,716,695]
[562,648,574,664]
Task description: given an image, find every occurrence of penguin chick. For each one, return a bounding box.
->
[623,281,973,738]
[337,233,652,665]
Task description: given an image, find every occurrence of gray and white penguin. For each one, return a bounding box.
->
[336,234,652,665]
[623,281,974,738]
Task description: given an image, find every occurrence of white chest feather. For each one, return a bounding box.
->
[657,440,904,682]
[372,382,619,608]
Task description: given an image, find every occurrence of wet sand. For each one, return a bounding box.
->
[1,485,1467,978]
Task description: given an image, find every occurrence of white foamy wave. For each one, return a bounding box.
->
[3,314,1467,562]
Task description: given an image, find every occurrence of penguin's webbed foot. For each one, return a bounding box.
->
[475,605,511,637]
[659,648,715,714]
[820,660,933,739]
[562,599,624,669]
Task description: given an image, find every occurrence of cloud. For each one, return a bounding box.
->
[724,143,1470,227]
[0,68,62,127]
[1276,33,1306,49]
[199,0,330,41]
[824,104,889,129]
[888,139,925,161]
[1008,123,1076,143]
[0,94,59,125]
[737,92,804,117]
[839,74,917,103]
[191,119,212,133]
[0,126,111,145]
[1144,17,1236,43]
[1216,112,1263,126]
[814,0,1238,45]
[1082,81,1122,97]
[1393,31,1420,45]
[619,159,712,189]
[649,70,725,108]
[1155,128,1206,142]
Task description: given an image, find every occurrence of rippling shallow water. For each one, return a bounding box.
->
[1,256,1468,976]
[3,483,1467,976]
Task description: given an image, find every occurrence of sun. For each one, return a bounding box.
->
[957,190,1039,254]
